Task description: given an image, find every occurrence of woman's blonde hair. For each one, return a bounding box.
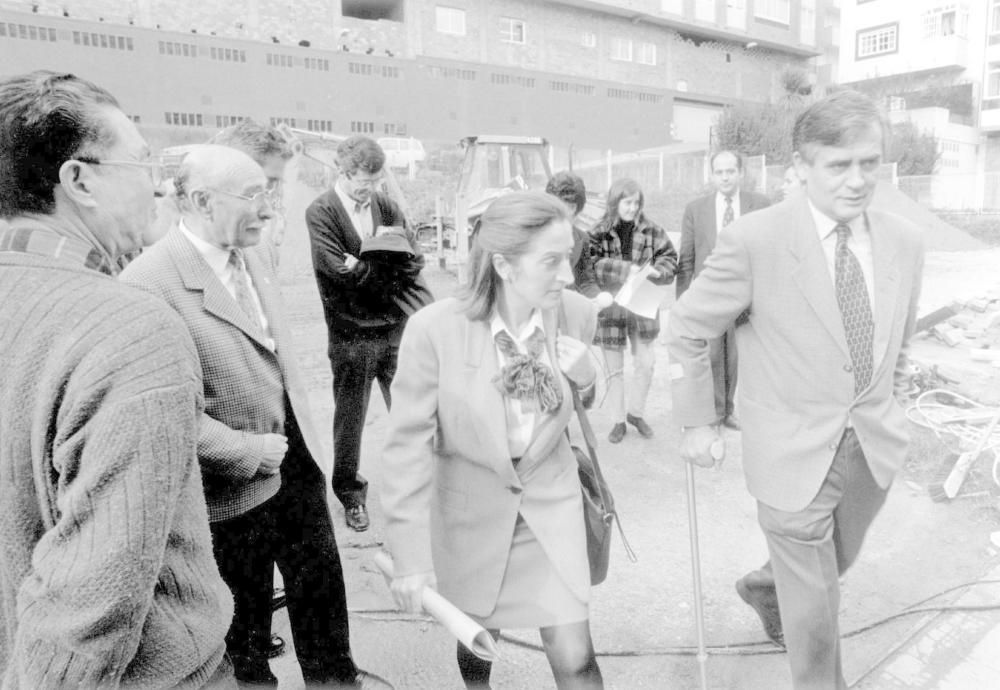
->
[458,191,570,321]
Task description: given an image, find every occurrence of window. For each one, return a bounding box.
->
[726,0,746,30]
[856,23,898,58]
[987,63,1000,98]
[993,0,1000,34]
[924,4,968,38]
[2,22,58,42]
[800,0,816,44]
[610,37,632,61]
[435,6,466,35]
[660,0,683,14]
[499,17,525,44]
[695,0,715,22]
[350,120,375,133]
[581,31,596,48]
[755,0,790,24]
[160,41,196,58]
[165,111,203,127]
[637,42,656,65]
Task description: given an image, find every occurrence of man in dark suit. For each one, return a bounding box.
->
[121,145,388,688]
[545,170,599,298]
[677,150,770,430]
[306,136,429,532]
[668,91,924,689]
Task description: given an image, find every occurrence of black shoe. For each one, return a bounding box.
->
[608,422,626,444]
[626,414,654,438]
[249,632,285,659]
[735,577,784,647]
[345,504,370,532]
[722,414,741,431]
[302,666,394,688]
[230,653,278,686]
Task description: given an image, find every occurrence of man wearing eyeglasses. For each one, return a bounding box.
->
[121,145,389,688]
[0,72,234,687]
[306,136,431,533]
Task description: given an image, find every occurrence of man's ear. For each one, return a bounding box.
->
[57,159,99,209]
[188,189,213,218]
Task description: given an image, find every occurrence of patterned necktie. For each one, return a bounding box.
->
[227,249,259,325]
[834,223,874,396]
[722,195,734,227]
[493,328,563,414]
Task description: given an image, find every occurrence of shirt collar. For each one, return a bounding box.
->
[806,199,865,241]
[490,309,545,344]
[335,180,368,214]
[178,219,232,278]
[0,222,114,275]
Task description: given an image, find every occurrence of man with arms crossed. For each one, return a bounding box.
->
[0,71,233,688]
[122,146,388,688]
[668,90,923,689]
[676,150,770,430]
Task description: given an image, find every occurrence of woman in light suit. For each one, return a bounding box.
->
[380,191,603,688]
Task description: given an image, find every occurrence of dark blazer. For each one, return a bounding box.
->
[668,197,924,511]
[677,190,771,297]
[120,229,328,521]
[306,189,430,341]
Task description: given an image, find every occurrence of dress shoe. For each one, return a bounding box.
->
[230,653,278,686]
[735,577,784,647]
[250,632,285,659]
[302,666,394,688]
[626,413,654,439]
[345,504,370,532]
[608,422,626,444]
[722,414,741,431]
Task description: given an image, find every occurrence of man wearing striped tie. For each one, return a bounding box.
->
[121,145,389,688]
[677,150,770,431]
[667,91,924,690]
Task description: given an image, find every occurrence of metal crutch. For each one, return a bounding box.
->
[685,438,724,690]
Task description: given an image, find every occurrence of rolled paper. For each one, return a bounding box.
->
[373,552,500,662]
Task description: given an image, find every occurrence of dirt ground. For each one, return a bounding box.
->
[266,181,1000,689]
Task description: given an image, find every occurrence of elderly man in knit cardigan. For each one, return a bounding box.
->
[0,71,234,687]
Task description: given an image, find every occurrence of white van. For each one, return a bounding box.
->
[377,136,426,169]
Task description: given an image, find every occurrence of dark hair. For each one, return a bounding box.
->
[793,89,887,162]
[208,119,293,164]
[459,191,571,321]
[710,149,743,172]
[0,71,119,217]
[545,171,586,214]
[336,135,385,176]
[599,177,647,229]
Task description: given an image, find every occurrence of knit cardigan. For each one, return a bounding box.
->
[0,251,233,688]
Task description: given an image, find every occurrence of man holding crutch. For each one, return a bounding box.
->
[667,90,923,689]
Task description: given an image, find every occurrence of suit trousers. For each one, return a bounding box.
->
[708,326,737,421]
[210,404,357,680]
[330,328,401,508]
[753,428,888,690]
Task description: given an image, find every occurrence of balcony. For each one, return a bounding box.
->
[981,99,1000,131]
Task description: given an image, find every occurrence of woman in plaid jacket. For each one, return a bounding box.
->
[590,178,678,443]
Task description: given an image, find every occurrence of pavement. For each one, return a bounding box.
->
[255,181,1000,689]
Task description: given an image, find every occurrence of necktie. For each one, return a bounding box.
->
[834,224,874,396]
[722,195,734,227]
[228,249,259,326]
[493,328,563,414]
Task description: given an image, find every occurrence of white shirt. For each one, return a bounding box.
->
[490,310,552,459]
[335,180,373,239]
[807,201,875,305]
[715,191,742,235]
[178,220,275,350]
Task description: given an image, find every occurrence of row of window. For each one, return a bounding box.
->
[610,38,657,65]
[216,115,246,128]
[350,121,375,134]
[159,40,197,57]
[1,22,57,41]
[307,119,334,132]
[74,30,133,50]
[348,62,401,78]
[305,57,330,71]
[211,46,247,62]
[550,81,595,96]
[267,53,295,68]
[165,112,204,127]
[490,73,535,88]
[607,88,663,104]
[857,6,971,60]
[270,117,296,126]
[425,65,477,80]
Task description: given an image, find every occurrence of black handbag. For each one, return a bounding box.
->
[567,383,636,585]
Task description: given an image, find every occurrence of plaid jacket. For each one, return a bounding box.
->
[589,217,678,348]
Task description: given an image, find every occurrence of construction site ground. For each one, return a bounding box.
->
[263,181,1000,689]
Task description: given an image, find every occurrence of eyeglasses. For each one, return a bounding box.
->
[213,188,278,209]
[77,157,163,186]
[347,172,384,189]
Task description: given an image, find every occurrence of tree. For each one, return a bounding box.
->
[712,101,797,165]
[888,121,940,176]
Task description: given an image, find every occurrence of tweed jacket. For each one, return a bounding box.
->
[589,216,677,347]
[380,291,598,616]
[668,196,924,511]
[676,189,771,297]
[120,228,328,521]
